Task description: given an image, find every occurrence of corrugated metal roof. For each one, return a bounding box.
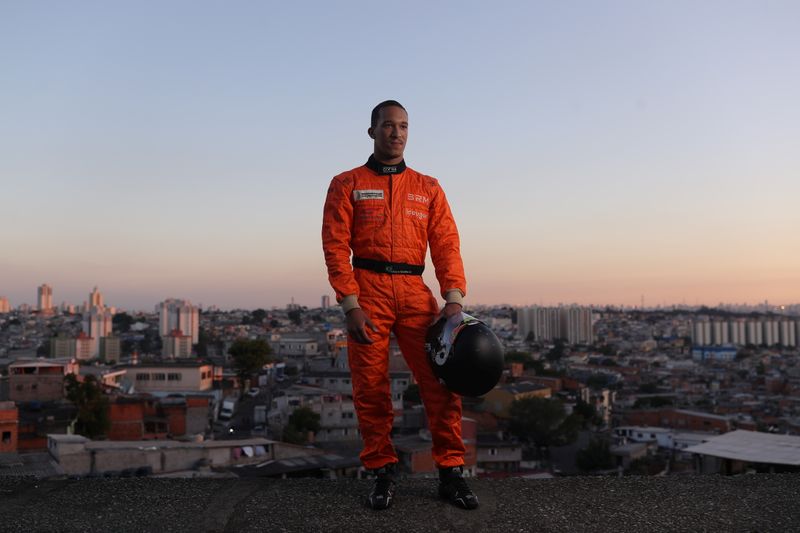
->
[684,430,800,465]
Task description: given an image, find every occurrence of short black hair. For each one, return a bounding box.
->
[371,100,406,129]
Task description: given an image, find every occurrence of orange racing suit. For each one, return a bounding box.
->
[322,155,467,469]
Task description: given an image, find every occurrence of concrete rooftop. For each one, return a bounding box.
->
[1,475,798,532]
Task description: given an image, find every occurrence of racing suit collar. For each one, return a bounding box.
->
[366,155,406,175]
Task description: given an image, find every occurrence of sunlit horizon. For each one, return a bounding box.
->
[3,2,799,312]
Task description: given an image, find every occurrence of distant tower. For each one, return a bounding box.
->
[37,284,53,313]
[89,286,104,309]
[83,307,114,359]
[321,295,330,309]
[157,299,199,345]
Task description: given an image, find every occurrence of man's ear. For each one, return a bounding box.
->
[367,127,375,139]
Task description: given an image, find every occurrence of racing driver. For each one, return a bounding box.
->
[322,100,478,511]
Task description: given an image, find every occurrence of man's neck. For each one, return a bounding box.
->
[366,155,406,175]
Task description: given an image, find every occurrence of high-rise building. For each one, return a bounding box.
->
[0,297,10,313]
[692,318,800,348]
[321,295,330,309]
[517,305,594,344]
[157,299,199,345]
[37,284,53,313]
[83,308,115,359]
[50,333,77,359]
[560,306,595,345]
[100,334,121,364]
[89,286,104,309]
[75,332,94,361]
[162,329,193,358]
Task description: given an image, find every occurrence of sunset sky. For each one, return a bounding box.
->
[2,1,799,311]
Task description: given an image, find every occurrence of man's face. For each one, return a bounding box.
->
[369,106,408,163]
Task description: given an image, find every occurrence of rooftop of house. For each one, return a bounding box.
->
[1,474,798,532]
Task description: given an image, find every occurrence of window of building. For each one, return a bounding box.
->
[2,432,11,443]
[168,373,182,381]
[342,412,354,419]
[153,373,166,380]
[489,448,498,456]
[136,373,150,381]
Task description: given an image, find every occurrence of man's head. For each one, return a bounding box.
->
[368,100,408,164]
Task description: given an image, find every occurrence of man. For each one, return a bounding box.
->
[322,100,478,510]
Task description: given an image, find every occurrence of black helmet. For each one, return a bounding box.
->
[426,313,504,397]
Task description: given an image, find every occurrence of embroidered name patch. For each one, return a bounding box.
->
[353,189,385,201]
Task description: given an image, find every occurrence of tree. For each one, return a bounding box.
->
[638,382,658,394]
[505,351,533,368]
[633,396,673,408]
[112,312,134,334]
[576,438,614,471]
[282,406,320,444]
[403,383,421,405]
[229,339,273,382]
[65,374,110,439]
[545,340,565,362]
[586,374,611,390]
[574,399,600,426]
[508,397,568,450]
[288,309,302,326]
[251,309,267,323]
[195,327,209,357]
[37,339,51,357]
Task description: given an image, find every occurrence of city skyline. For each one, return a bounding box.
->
[3,2,799,309]
[1,281,799,313]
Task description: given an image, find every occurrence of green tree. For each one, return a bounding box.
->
[508,397,568,450]
[196,327,210,357]
[545,340,565,362]
[228,339,273,382]
[251,309,268,323]
[586,374,611,390]
[638,382,658,394]
[282,406,321,444]
[633,396,673,408]
[577,438,615,471]
[403,383,421,405]
[65,374,110,439]
[37,339,51,357]
[112,312,134,334]
[288,309,302,326]
[505,351,533,368]
[574,399,600,426]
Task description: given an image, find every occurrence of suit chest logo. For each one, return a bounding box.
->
[353,190,384,201]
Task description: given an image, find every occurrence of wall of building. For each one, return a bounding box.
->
[0,402,19,453]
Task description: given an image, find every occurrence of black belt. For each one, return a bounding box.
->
[353,257,424,275]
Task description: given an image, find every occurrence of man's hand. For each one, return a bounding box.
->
[442,302,463,319]
[346,308,378,344]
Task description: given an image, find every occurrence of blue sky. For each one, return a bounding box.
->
[2,1,799,310]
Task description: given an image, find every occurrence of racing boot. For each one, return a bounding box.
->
[367,463,396,510]
[438,465,479,510]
